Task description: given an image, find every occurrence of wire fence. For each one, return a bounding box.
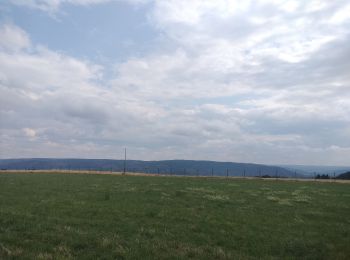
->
[0,167,338,180]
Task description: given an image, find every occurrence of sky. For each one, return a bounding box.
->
[0,0,350,165]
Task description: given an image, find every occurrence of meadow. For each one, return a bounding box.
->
[0,172,349,259]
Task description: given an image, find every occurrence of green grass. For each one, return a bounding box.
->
[0,173,349,259]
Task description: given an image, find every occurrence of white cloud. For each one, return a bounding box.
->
[0,24,30,52]
[0,50,101,94]
[329,3,350,24]
[23,128,36,138]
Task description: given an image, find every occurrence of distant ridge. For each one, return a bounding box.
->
[278,164,350,177]
[0,158,299,178]
[336,172,350,180]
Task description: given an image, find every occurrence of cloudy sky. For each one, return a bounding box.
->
[0,0,350,165]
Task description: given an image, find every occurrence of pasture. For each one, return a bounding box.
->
[0,172,349,259]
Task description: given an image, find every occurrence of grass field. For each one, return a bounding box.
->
[0,172,349,259]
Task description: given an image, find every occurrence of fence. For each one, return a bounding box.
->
[0,167,336,180]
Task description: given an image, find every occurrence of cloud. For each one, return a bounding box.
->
[1,1,350,165]
[0,24,30,52]
[109,0,350,163]
[0,22,166,159]
[23,128,36,138]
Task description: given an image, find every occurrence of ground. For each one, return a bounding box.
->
[0,172,349,259]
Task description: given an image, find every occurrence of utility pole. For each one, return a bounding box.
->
[123,148,126,175]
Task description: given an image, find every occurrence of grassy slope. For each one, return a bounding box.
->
[0,173,349,259]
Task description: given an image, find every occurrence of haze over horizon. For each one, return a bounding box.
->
[1,1,350,166]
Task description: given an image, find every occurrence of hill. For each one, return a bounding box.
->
[0,158,298,177]
[336,172,350,180]
[277,164,350,177]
